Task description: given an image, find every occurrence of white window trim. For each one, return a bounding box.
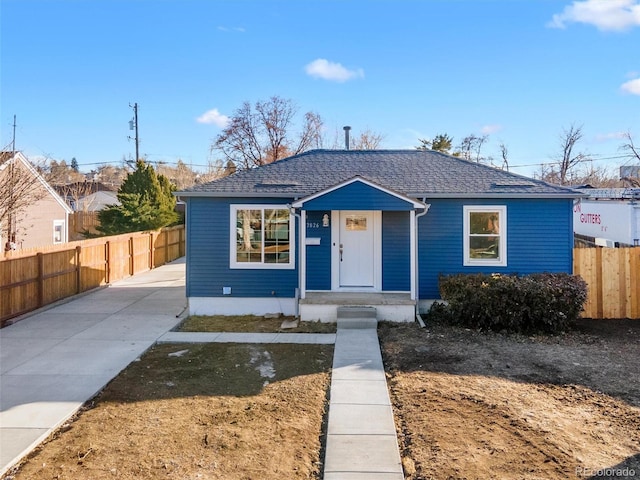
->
[229,204,295,270]
[53,219,65,244]
[463,205,507,267]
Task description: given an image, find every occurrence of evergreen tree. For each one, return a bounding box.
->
[98,160,178,235]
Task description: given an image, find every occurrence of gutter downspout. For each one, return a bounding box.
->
[289,204,302,318]
[414,199,430,327]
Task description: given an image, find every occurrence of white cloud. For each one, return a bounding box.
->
[196,108,230,127]
[548,0,640,31]
[217,26,245,33]
[595,131,628,141]
[621,77,640,94]
[304,58,364,82]
[480,124,502,135]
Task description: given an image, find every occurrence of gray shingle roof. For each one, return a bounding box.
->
[178,149,578,198]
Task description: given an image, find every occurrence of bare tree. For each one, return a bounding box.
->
[44,159,85,185]
[349,128,385,150]
[156,160,200,190]
[324,126,386,150]
[499,142,509,171]
[93,164,130,188]
[555,124,590,185]
[213,96,324,170]
[0,152,48,250]
[457,134,489,163]
[620,131,640,163]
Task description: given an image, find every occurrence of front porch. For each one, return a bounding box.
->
[299,292,416,323]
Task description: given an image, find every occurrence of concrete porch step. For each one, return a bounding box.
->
[337,306,377,329]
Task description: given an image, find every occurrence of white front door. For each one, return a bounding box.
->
[339,211,376,287]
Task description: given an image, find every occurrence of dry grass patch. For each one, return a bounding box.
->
[177,315,336,333]
[5,342,333,480]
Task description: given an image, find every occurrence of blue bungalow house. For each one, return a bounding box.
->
[176,149,580,322]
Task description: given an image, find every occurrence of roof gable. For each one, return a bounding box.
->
[292,176,424,210]
[1,152,73,214]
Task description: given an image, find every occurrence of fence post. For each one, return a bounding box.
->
[75,246,82,294]
[37,252,44,308]
[149,232,154,269]
[129,236,134,276]
[106,241,111,284]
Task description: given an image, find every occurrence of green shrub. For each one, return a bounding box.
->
[431,273,587,334]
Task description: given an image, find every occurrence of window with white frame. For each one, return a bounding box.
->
[230,205,294,269]
[53,220,65,244]
[463,206,506,266]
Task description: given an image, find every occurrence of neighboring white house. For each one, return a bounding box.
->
[573,188,640,247]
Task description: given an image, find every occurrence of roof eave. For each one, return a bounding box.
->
[408,192,584,199]
[175,191,300,199]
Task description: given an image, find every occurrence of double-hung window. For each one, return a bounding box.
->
[463,206,507,266]
[230,205,294,269]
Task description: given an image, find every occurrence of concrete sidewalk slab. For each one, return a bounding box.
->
[272,332,336,344]
[71,314,182,341]
[157,331,337,345]
[0,338,64,374]
[157,332,224,343]
[327,404,397,434]
[0,373,115,418]
[329,379,391,405]
[5,339,150,376]
[324,434,404,477]
[0,313,109,339]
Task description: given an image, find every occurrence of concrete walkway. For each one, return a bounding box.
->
[323,323,404,479]
[0,258,403,478]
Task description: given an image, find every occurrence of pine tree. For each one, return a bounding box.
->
[98,160,178,235]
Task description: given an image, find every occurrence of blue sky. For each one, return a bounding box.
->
[2,0,640,178]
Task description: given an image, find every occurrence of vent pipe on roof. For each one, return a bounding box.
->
[343,126,351,150]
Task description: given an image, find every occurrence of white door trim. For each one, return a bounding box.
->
[331,210,382,291]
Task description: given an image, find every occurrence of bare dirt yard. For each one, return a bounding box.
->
[4,316,639,480]
[4,340,334,480]
[379,318,640,480]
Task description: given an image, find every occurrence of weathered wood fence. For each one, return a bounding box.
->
[574,247,640,319]
[0,225,185,326]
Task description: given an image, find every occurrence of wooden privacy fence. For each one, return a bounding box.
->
[0,225,185,326]
[574,247,640,319]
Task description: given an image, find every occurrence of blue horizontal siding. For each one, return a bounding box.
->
[382,211,411,291]
[305,211,331,290]
[302,181,414,211]
[418,198,574,299]
[186,197,298,298]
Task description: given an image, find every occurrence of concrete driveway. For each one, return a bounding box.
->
[0,258,187,476]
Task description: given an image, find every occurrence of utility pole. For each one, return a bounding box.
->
[128,103,139,163]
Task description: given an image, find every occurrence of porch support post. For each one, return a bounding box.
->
[410,209,416,301]
[299,210,306,299]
